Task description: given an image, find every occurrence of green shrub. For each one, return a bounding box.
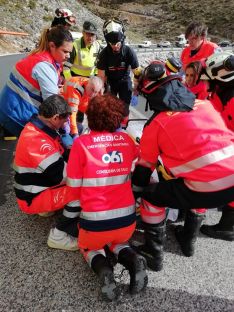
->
[28,0,36,10]
[43,15,53,22]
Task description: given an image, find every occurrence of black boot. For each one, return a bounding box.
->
[91,254,119,301]
[134,221,166,271]
[175,210,205,257]
[200,206,234,241]
[118,247,148,294]
[56,206,81,237]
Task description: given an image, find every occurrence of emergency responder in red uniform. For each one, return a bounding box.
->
[199,52,234,241]
[66,94,148,301]
[184,61,209,99]
[96,19,142,128]
[62,76,104,139]
[131,61,234,271]
[181,21,221,71]
[13,95,80,251]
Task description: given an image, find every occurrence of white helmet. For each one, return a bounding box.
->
[205,52,234,82]
[52,8,76,26]
[55,8,73,18]
[103,19,125,43]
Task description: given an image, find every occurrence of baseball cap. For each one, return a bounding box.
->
[83,21,97,34]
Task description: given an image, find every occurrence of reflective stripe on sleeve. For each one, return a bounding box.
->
[67,98,79,105]
[69,106,78,112]
[38,153,62,171]
[63,210,80,218]
[14,183,48,193]
[7,79,41,108]
[13,152,62,173]
[11,67,41,96]
[184,174,234,192]
[170,145,234,175]
[80,205,135,221]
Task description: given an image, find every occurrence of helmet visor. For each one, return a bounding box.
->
[105,32,123,44]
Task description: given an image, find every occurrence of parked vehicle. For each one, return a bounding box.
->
[157,41,171,48]
[218,40,231,47]
[138,40,152,48]
[70,31,82,40]
[175,34,187,47]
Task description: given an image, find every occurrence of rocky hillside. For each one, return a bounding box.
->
[80,0,234,44]
[0,0,233,54]
[0,0,103,54]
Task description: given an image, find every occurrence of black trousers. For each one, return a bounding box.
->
[77,111,84,123]
[142,178,234,210]
[109,77,132,117]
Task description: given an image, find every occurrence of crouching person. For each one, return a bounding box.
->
[66,94,148,301]
[13,95,80,251]
[132,61,234,271]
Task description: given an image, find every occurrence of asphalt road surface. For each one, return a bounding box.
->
[0,53,233,312]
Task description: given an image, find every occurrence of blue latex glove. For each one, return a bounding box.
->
[61,134,73,148]
[130,95,138,107]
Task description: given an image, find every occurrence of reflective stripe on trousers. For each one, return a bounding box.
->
[140,199,166,224]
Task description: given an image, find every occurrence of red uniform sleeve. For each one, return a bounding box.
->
[139,120,160,164]
[66,138,85,198]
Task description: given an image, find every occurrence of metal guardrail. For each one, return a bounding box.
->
[131,45,234,65]
[132,46,234,54]
[133,46,182,53]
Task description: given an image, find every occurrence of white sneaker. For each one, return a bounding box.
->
[47,228,78,251]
